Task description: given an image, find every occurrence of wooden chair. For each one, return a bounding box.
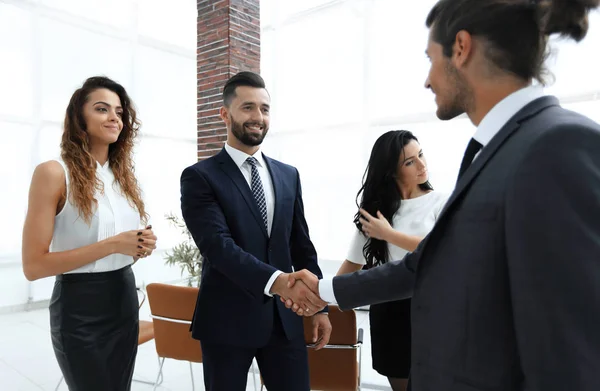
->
[146,283,202,390]
[260,305,364,390]
[146,282,259,391]
[303,306,364,390]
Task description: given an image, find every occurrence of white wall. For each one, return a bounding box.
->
[259,0,600,265]
[0,0,198,310]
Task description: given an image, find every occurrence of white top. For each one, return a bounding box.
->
[223,143,280,296]
[346,191,449,266]
[318,191,448,303]
[50,158,141,273]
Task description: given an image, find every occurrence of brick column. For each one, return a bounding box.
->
[197,0,260,160]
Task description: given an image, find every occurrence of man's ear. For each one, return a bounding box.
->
[452,30,473,69]
[220,106,229,124]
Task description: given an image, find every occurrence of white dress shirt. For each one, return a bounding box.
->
[318,84,546,304]
[223,143,282,296]
[473,84,545,157]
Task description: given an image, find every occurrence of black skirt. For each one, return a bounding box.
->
[369,298,412,378]
[50,265,139,391]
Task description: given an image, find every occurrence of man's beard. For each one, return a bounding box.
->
[436,62,472,121]
[230,115,268,146]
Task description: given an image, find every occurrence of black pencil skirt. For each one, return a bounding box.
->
[369,298,412,379]
[49,265,139,391]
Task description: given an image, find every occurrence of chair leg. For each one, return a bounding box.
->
[153,357,165,391]
[133,355,165,387]
[189,362,195,391]
[55,376,63,391]
[357,345,362,391]
[157,356,164,385]
[133,378,160,386]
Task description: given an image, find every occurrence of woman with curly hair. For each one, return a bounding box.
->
[21,76,157,390]
[336,130,447,391]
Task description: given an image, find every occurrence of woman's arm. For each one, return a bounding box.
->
[336,260,364,276]
[359,209,423,252]
[381,230,423,253]
[21,162,153,281]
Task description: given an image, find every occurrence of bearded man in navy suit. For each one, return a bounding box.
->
[180,71,331,391]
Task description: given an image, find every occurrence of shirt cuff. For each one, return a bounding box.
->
[264,270,284,297]
[318,278,338,304]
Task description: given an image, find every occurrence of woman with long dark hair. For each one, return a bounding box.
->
[336,130,447,391]
[21,76,157,390]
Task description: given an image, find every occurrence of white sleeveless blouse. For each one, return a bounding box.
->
[50,158,142,273]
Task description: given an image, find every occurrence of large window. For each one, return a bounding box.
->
[260,1,600,264]
[2,0,598,310]
[0,0,197,308]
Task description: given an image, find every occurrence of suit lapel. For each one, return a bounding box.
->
[215,149,268,238]
[263,155,282,235]
[437,96,560,221]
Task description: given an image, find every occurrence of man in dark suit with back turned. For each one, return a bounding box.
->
[285,1,600,390]
[180,71,330,391]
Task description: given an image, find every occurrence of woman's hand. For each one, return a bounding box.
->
[359,209,393,241]
[112,225,157,258]
[137,225,157,258]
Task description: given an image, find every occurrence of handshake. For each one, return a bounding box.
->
[271,269,328,316]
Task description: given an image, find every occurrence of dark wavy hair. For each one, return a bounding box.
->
[61,76,147,224]
[354,130,433,268]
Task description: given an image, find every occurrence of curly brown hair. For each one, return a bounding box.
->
[61,76,147,224]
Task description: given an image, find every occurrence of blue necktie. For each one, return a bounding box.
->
[246,157,268,231]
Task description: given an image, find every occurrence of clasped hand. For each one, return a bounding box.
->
[112,225,157,259]
[271,269,327,317]
[271,269,331,349]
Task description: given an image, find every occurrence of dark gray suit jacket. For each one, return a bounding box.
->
[333,96,600,391]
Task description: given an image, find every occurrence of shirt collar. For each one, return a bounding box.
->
[95,160,112,176]
[473,85,545,148]
[224,142,265,169]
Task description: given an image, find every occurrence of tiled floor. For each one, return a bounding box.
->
[0,302,392,390]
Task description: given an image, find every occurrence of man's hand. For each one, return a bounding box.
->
[271,270,327,316]
[278,269,327,316]
[310,313,332,350]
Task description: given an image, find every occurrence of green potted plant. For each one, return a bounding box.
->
[163,212,203,287]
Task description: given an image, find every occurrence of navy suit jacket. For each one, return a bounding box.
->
[180,148,325,347]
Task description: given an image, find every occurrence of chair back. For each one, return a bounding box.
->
[146,283,202,363]
[302,306,360,390]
